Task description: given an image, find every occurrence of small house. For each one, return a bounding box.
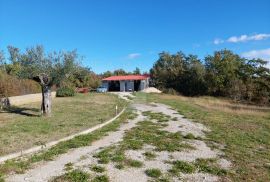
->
[102,75,150,92]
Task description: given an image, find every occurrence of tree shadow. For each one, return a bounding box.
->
[1,106,41,117]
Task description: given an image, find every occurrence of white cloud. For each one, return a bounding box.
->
[127,53,141,59]
[242,48,270,68]
[213,33,270,44]
[213,38,224,45]
[228,34,270,43]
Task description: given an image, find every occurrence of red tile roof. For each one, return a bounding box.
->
[102,75,150,81]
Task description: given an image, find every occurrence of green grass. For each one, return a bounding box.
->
[0,108,133,178]
[127,159,143,168]
[169,160,195,174]
[134,92,270,181]
[0,93,126,156]
[143,151,156,160]
[90,165,105,173]
[168,159,227,176]
[121,120,192,152]
[91,175,109,182]
[145,168,162,178]
[194,158,227,176]
[64,162,74,171]
[51,169,90,182]
[142,111,171,122]
[183,133,196,139]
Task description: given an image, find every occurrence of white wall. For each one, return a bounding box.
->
[119,80,134,92]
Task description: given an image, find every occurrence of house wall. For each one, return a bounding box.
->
[120,81,125,91]
[139,78,149,90]
[120,80,134,91]
[102,78,149,92]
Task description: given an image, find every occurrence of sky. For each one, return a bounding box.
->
[0,0,270,73]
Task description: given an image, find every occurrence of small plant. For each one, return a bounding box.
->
[64,162,73,171]
[114,164,124,170]
[91,165,105,173]
[56,169,90,182]
[172,117,178,121]
[195,158,227,176]
[56,87,75,97]
[145,168,162,178]
[92,175,109,182]
[143,152,156,160]
[169,160,195,174]
[127,159,143,168]
[183,133,196,139]
[111,153,125,162]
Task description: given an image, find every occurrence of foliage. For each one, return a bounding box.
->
[52,169,89,182]
[56,87,75,97]
[150,50,270,104]
[0,71,40,97]
[0,45,101,93]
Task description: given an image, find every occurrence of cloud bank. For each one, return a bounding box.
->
[214,33,270,44]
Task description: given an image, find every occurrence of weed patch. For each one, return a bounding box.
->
[91,175,109,182]
[145,168,162,178]
[90,165,105,173]
[51,169,89,182]
[143,152,156,160]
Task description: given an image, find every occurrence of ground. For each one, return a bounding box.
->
[0,93,125,156]
[1,92,270,181]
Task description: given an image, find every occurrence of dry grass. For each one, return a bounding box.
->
[0,93,125,156]
[160,94,270,116]
[135,92,270,181]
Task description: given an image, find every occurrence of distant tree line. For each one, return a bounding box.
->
[150,50,270,105]
[102,67,148,78]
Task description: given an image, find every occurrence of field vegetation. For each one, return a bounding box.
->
[135,92,270,181]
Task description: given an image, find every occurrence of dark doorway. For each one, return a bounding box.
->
[109,81,120,91]
[134,80,141,91]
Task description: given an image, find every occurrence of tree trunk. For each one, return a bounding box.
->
[41,85,52,117]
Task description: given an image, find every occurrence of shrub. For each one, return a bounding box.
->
[145,168,162,178]
[0,72,41,97]
[56,87,75,97]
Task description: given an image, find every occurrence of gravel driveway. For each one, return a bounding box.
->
[6,102,231,182]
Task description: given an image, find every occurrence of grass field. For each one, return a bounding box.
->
[134,92,270,181]
[0,93,125,156]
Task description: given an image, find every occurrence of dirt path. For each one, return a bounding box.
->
[7,102,231,182]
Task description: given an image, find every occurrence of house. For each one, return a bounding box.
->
[102,74,150,92]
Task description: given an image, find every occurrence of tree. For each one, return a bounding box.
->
[0,50,5,71]
[7,45,80,116]
[113,69,127,76]
[204,50,245,97]
[133,67,141,74]
[150,49,270,104]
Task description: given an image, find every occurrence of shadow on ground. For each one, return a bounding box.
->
[0,106,40,117]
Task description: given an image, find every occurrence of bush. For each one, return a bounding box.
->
[56,87,75,97]
[0,72,41,97]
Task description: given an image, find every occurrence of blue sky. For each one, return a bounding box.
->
[0,0,270,73]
